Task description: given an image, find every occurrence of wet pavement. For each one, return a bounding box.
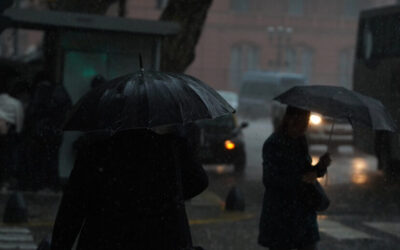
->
[189,118,400,249]
[0,118,400,249]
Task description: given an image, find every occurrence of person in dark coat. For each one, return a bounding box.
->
[50,128,208,250]
[19,72,72,191]
[258,106,331,250]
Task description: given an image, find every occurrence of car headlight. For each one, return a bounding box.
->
[309,113,322,126]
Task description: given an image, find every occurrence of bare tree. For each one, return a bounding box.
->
[159,0,213,73]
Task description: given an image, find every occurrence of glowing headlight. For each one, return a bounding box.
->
[310,114,322,125]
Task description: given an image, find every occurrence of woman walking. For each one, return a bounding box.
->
[258,106,331,250]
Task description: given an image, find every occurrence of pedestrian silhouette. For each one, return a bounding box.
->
[258,106,331,250]
[20,71,72,191]
[51,128,208,250]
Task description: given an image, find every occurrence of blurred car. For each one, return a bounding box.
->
[195,114,248,172]
[194,90,247,172]
[238,71,307,119]
[306,113,353,153]
[271,107,353,153]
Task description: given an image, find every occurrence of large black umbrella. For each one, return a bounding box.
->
[64,70,235,133]
[274,85,397,132]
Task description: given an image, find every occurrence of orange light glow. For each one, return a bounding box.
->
[351,157,369,184]
[225,140,236,150]
[311,156,319,166]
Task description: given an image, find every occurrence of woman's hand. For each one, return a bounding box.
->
[318,152,332,168]
[302,171,317,183]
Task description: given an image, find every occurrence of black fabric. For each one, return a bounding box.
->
[18,83,72,190]
[64,71,234,132]
[298,181,330,212]
[274,85,397,132]
[50,130,208,250]
[258,132,326,249]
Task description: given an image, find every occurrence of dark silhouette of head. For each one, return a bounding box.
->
[278,106,310,138]
[33,70,51,85]
[91,75,106,89]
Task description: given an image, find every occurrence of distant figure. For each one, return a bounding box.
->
[90,74,106,89]
[20,71,72,191]
[258,106,331,250]
[51,128,208,250]
[0,93,24,189]
[72,74,108,153]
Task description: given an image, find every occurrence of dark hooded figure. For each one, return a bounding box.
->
[19,71,72,191]
[258,106,331,250]
[50,128,208,250]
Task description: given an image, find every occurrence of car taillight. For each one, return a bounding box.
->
[225,140,235,150]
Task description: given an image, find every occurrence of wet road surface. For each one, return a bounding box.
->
[189,118,400,250]
[0,118,399,249]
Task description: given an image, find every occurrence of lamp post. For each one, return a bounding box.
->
[267,25,293,72]
[118,0,126,17]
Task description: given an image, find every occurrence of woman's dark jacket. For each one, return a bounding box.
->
[50,130,208,250]
[258,132,326,249]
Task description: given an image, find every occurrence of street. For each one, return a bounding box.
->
[188,118,400,250]
[0,118,399,250]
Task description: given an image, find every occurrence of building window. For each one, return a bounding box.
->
[343,0,359,18]
[301,48,313,82]
[231,0,249,12]
[285,48,297,72]
[288,0,304,16]
[230,44,260,89]
[339,49,354,89]
[282,46,313,82]
[156,0,168,9]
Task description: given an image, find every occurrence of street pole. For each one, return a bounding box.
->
[13,0,20,57]
[118,0,126,17]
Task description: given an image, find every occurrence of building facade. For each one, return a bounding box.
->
[1,0,398,90]
[124,0,397,90]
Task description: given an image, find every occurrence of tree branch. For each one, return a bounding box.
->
[160,0,213,73]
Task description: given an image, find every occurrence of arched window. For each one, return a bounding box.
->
[282,45,313,82]
[300,47,313,82]
[156,0,168,9]
[343,0,359,18]
[288,0,304,16]
[285,47,297,73]
[231,0,249,12]
[339,48,354,89]
[230,44,260,89]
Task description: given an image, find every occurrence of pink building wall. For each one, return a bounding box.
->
[2,0,398,91]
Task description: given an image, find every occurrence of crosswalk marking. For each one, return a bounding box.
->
[318,219,378,240]
[365,222,400,238]
[0,228,30,234]
[0,242,37,249]
[188,190,224,207]
[0,227,37,250]
[0,234,33,242]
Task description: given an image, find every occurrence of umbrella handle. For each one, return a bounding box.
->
[320,119,335,187]
[139,54,144,71]
[326,119,336,153]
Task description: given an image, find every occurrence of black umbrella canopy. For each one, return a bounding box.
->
[274,85,397,132]
[64,71,235,133]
